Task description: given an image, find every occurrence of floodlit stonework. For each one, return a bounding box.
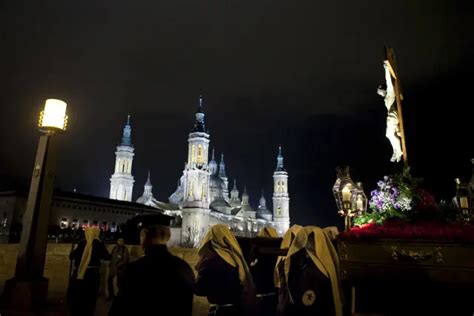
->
[110,97,291,246]
[109,115,135,202]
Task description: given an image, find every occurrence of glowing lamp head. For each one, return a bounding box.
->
[39,99,68,132]
[333,166,355,216]
[454,178,471,215]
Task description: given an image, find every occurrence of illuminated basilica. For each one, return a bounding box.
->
[109,97,290,247]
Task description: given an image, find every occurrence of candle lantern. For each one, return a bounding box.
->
[333,166,356,230]
[454,178,471,216]
[351,182,368,217]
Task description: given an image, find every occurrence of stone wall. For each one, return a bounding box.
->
[0,244,209,316]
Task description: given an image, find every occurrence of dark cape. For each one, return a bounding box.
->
[108,244,195,316]
[195,252,248,316]
[68,239,111,316]
[277,249,335,316]
[250,251,278,316]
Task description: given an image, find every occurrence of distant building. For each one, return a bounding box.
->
[109,115,135,202]
[110,96,291,247]
[0,190,161,243]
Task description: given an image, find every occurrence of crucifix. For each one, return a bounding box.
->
[377,46,408,166]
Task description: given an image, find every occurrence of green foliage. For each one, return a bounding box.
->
[356,167,441,226]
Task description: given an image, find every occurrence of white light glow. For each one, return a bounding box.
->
[40,99,67,130]
[356,195,363,210]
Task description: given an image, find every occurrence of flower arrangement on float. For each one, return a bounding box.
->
[339,167,474,242]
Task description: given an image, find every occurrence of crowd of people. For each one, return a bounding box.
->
[67,215,342,316]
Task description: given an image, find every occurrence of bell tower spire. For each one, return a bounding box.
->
[192,95,207,133]
[110,115,135,201]
[272,145,290,235]
[276,145,284,171]
[120,114,132,147]
[219,153,229,201]
[181,95,211,247]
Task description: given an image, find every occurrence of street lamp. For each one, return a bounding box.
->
[3,99,68,312]
[39,99,68,132]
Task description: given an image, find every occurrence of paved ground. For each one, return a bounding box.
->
[0,292,209,316]
[95,295,209,316]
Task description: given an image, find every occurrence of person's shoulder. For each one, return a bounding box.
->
[124,256,147,272]
[169,253,192,269]
[167,253,193,276]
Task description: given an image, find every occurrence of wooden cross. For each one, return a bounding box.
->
[384,46,408,166]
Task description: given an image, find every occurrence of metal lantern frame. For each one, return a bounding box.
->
[333,166,357,230]
[454,178,472,216]
[351,182,368,217]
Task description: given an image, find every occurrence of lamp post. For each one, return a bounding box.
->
[3,99,68,312]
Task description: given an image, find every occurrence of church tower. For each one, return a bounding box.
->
[272,146,290,235]
[181,96,211,247]
[241,187,256,219]
[136,171,157,207]
[110,115,135,201]
[229,179,241,208]
[257,191,273,221]
[219,153,230,201]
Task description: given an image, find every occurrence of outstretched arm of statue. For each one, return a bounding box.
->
[383,62,396,110]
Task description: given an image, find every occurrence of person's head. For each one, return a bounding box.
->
[280,224,303,249]
[140,224,171,249]
[117,238,125,246]
[198,224,252,286]
[257,226,279,238]
[135,214,174,250]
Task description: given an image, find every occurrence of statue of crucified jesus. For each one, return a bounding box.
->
[377,61,403,163]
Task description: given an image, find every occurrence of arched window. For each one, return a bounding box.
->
[277,206,282,216]
[197,145,202,164]
[191,145,196,163]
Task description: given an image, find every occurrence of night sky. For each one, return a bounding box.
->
[1,1,473,228]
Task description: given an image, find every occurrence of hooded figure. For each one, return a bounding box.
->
[274,224,303,289]
[68,226,111,316]
[274,224,302,315]
[249,226,281,316]
[256,226,279,238]
[195,224,257,316]
[107,238,130,299]
[279,226,343,316]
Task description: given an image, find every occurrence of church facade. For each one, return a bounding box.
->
[110,97,290,247]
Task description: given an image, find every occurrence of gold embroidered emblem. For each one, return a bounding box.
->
[302,289,316,306]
